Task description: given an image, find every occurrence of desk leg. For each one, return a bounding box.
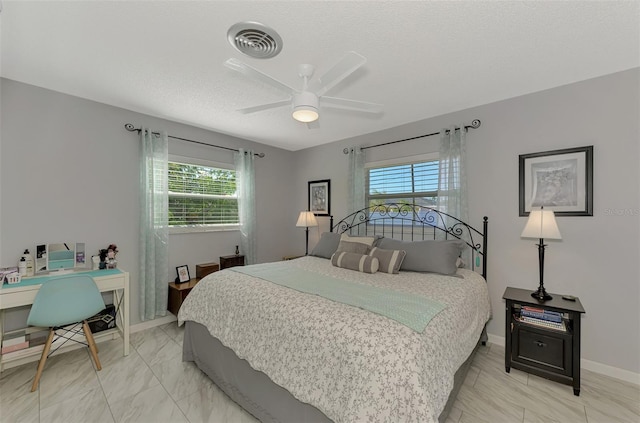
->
[0,309,4,372]
[120,272,129,355]
[113,276,130,357]
[123,273,129,356]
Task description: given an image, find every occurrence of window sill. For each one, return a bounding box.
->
[169,225,240,235]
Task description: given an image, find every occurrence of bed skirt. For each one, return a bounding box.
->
[183,321,486,423]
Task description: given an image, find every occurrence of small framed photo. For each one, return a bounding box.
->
[519,146,593,216]
[308,179,331,216]
[176,265,191,283]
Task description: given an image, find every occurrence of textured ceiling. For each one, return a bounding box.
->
[1,1,638,151]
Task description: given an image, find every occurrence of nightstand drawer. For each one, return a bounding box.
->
[513,326,572,376]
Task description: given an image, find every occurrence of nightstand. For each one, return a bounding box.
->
[220,254,245,269]
[168,278,199,316]
[503,287,585,395]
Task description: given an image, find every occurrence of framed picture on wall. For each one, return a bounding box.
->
[308,179,331,216]
[519,146,593,216]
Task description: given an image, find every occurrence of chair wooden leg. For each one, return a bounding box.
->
[31,328,55,392]
[82,321,102,371]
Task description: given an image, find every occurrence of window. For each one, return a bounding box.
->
[366,154,439,210]
[168,159,238,232]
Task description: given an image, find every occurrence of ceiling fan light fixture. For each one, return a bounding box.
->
[292,106,319,123]
[292,92,319,123]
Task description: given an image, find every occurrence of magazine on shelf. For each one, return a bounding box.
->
[520,309,562,322]
[516,315,567,332]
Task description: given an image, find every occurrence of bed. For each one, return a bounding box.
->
[178,203,491,423]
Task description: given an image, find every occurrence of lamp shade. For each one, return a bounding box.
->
[296,211,318,228]
[521,208,562,240]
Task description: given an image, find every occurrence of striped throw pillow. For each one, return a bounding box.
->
[369,247,406,274]
[331,252,379,274]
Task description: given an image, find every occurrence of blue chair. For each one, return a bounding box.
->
[27,274,106,392]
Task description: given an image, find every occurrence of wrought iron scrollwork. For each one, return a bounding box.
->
[330,203,488,279]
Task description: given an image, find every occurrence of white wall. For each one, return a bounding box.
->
[0,78,297,327]
[292,69,640,376]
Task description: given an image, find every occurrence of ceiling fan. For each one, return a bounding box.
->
[224,51,383,125]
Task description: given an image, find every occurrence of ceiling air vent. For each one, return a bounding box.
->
[227,22,282,59]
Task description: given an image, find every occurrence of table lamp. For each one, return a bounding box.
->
[296,211,318,255]
[521,206,562,301]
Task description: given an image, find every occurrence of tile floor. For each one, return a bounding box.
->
[0,322,638,423]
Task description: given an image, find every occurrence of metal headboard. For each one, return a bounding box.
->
[330,203,488,280]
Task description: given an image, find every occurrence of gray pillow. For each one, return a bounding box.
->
[369,247,406,274]
[310,232,341,259]
[340,234,376,247]
[336,240,371,255]
[377,238,465,275]
[331,252,379,274]
[340,233,384,247]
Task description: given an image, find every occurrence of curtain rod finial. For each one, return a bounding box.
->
[124,123,136,132]
[470,119,481,129]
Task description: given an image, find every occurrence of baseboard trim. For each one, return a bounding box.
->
[486,333,639,386]
[581,358,640,386]
[130,314,177,334]
[487,333,505,347]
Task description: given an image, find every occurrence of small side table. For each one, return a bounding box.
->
[220,254,245,269]
[503,287,585,395]
[196,262,220,279]
[168,278,199,316]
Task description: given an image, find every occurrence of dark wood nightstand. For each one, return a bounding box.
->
[168,278,200,316]
[503,287,585,395]
[220,254,245,269]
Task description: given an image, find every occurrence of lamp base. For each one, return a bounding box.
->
[531,288,553,302]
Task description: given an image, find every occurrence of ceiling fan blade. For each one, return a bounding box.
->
[224,58,296,94]
[309,51,367,97]
[321,96,383,114]
[237,99,291,114]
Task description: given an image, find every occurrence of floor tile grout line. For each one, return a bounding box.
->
[94,347,118,423]
[132,332,190,423]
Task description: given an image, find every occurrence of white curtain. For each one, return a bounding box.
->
[234,149,257,265]
[139,128,169,321]
[348,146,366,214]
[437,125,471,264]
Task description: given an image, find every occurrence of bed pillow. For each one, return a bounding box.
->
[331,251,379,274]
[369,247,406,274]
[377,238,465,275]
[310,232,342,259]
[336,240,371,255]
[340,234,379,247]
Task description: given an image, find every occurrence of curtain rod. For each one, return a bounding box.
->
[124,124,266,158]
[342,119,481,154]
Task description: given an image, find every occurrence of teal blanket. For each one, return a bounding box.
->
[231,263,446,333]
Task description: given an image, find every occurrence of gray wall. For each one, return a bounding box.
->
[2,68,638,376]
[291,69,640,375]
[0,78,297,326]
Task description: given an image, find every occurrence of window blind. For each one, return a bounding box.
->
[168,162,238,226]
[367,160,439,207]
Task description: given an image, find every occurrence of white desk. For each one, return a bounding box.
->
[0,269,129,371]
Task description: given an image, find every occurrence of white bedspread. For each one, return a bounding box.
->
[178,256,491,423]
